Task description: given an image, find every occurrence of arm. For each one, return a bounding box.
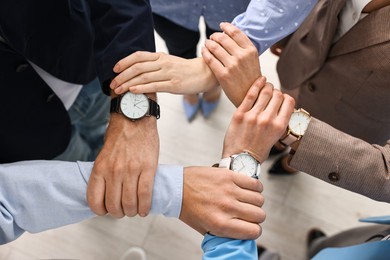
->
[290,118,390,202]
[86,0,158,218]
[0,161,264,244]
[202,23,261,107]
[200,78,295,258]
[0,161,181,244]
[232,0,317,54]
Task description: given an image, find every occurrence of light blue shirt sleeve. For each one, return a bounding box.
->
[0,160,183,244]
[202,234,257,260]
[232,0,317,54]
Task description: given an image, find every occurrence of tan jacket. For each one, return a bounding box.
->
[277,0,390,202]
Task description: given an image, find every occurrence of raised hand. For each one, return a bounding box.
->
[223,77,295,163]
[179,166,265,240]
[87,114,159,218]
[110,52,218,95]
[202,22,261,107]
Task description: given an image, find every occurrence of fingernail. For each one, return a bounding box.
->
[139,213,146,217]
[110,80,117,89]
[113,64,120,72]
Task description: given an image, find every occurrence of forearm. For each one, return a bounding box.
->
[232,0,317,54]
[0,161,183,244]
[290,118,390,202]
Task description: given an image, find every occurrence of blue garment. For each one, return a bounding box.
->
[202,234,257,260]
[0,161,183,244]
[150,0,250,32]
[232,0,317,54]
[313,240,390,260]
[55,78,110,161]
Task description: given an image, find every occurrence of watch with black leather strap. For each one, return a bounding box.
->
[280,108,311,147]
[219,152,261,179]
[110,92,160,120]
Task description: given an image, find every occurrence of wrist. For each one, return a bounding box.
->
[197,57,219,91]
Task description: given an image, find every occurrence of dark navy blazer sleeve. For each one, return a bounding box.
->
[87,0,156,87]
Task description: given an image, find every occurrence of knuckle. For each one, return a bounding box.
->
[210,216,226,234]
[219,70,230,81]
[208,43,218,52]
[133,51,142,59]
[232,111,245,122]
[246,89,258,101]
[106,204,123,218]
[249,225,262,239]
[138,185,152,199]
[248,46,259,56]
[229,27,240,38]
[124,208,138,217]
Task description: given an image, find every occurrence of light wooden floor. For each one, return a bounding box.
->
[1,29,390,260]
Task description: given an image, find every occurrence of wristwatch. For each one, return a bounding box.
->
[219,152,261,179]
[280,108,311,146]
[110,92,160,120]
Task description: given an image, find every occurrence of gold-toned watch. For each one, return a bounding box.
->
[280,108,311,146]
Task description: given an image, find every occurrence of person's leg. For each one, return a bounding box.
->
[308,225,390,259]
[55,78,110,161]
[153,13,201,121]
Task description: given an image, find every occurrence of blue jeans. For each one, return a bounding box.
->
[55,78,110,161]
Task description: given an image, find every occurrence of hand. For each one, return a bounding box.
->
[202,22,261,107]
[109,52,218,95]
[222,77,295,163]
[179,166,265,240]
[87,114,159,218]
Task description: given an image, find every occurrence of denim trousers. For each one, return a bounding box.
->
[55,78,110,161]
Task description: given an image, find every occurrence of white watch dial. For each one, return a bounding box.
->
[120,92,149,119]
[289,111,311,136]
[231,153,259,178]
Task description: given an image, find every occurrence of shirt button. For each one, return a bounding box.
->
[308,83,316,92]
[16,63,29,73]
[352,12,358,20]
[328,172,340,182]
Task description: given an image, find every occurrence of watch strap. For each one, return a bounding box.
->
[110,96,121,113]
[280,132,299,146]
[149,98,160,119]
[219,157,232,169]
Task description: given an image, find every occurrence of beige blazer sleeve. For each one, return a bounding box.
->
[290,118,390,202]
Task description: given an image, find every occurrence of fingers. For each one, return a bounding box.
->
[204,39,233,67]
[111,61,162,92]
[137,168,155,217]
[209,32,241,56]
[105,178,125,218]
[121,173,139,217]
[217,218,263,240]
[237,76,266,112]
[232,172,263,193]
[113,51,159,73]
[278,94,296,122]
[201,46,225,74]
[129,81,172,94]
[220,22,254,49]
[251,82,274,112]
[87,175,108,216]
[263,88,284,116]
[235,188,265,208]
